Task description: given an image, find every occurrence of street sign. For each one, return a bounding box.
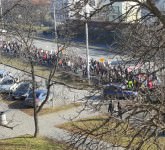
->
[99,58,105,63]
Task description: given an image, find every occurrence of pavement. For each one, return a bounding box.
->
[0,101,125,150]
[33,38,120,61]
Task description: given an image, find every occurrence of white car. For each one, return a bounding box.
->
[0,69,14,81]
[0,77,16,93]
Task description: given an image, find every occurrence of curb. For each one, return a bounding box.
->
[33,36,109,51]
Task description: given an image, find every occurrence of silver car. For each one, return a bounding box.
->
[0,69,11,81]
[0,77,16,93]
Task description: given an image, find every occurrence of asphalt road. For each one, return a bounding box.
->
[33,39,120,61]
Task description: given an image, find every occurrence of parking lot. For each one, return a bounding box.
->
[0,64,89,107]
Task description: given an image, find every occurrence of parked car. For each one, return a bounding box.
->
[24,89,53,107]
[0,77,16,93]
[103,83,138,99]
[0,69,12,81]
[12,82,32,100]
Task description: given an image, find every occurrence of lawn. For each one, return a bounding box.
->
[22,103,81,116]
[57,115,165,150]
[0,135,71,150]
[0,96,81,116]
[0,55,89,89]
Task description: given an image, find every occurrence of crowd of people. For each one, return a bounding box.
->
[0,40,161,89]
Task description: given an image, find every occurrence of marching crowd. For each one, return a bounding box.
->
[0,40,161,89]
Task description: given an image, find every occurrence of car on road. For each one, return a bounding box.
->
[103,83,138,99]
[0,77,16,93]
[12,82,32,100]
[24,89,53,107]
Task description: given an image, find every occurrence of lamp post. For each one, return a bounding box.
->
[0,0,3,26]
[0,0,2,18]
[83,4,92,82]
[53,0,58,52]
[85,18,90,82]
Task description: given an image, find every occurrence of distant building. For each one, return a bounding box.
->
[50,0,69,22]
[49,0,142,23]
[141,0,165,24]
[93,0,141,23]
[67,0,141,23]
[31,0,50,5]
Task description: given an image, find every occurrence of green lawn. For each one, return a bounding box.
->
[0,135,71,150]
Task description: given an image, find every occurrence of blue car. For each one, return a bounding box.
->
[24,89,53,107]
[103,83,138,99]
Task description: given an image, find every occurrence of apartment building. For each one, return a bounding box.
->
[50,0,141,23]
[93,0,141,22]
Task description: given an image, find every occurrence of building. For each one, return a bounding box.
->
[66,0,141,23]
[50,0,69,22]
[31,0,50,5]
[93,0,141,22]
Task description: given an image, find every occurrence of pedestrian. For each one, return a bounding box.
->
[117,102,122,119]
[108,101,114,114]
[127,79,134,89]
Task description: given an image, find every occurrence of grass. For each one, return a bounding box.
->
[22,103,81,116]
[0,55,89,89]
[0,96,81,116]
[57,115,165,150]
[0,135,71,150]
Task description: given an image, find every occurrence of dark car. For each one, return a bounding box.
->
[12,82,32,100]
[103,83,138,99]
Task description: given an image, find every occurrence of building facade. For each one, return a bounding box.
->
[93,0,141,22]
[50,0,141,23]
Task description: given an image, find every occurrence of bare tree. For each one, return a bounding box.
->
[58,0,165,149]
[2,0,87,138]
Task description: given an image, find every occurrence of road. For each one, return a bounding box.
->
[33,39,120,61]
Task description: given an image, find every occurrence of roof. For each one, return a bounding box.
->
[104,83,125,88]
[0,69,7,74]
[35,89,47,94]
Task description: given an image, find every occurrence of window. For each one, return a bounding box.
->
[89,0,95,6]
[17,83,30,91]
[0,74,3,78]
[1,79,13,85]
[8,80,14,84]
[112,6,120,14]
[36,92,41,98]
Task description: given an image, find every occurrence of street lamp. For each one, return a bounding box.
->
[0,0,3,25]
[53,0,58,52]
[82,4,93,82]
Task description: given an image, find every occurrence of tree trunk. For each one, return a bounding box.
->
[34,108,39,137]
[30,61,39,137]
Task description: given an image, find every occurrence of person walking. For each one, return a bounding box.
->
[117,102,122,119]
[108,101,114,115]
[127,79,134,90]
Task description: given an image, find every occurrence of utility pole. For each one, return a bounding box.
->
[53,0,58,52]
[84,4,91,83]
[85,19,90,82]
[0,0,3,28]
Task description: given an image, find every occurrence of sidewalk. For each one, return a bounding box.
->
[0,102,124,150]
